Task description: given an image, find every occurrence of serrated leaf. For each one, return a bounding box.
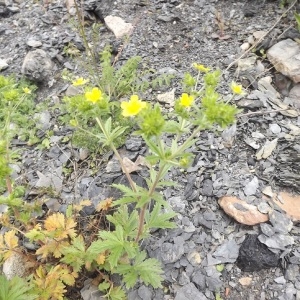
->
[36,240,70,258]
[98,281,110,292]
[25,228,45,242]
[44,213,77,239]
[88,226,126,268]
[116,251,163,289]
[4,230,18,249]
[108,286,126,300]
[0,275,37,300]
[145,204,177,229]
[106,206,138,238]
[60,236,86,271]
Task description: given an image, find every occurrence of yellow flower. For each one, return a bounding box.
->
[70,119,78,127]
[121,95,147,117]
[230,81,244,95]
[179,93,194,107]
[85,87,102,103]
[22,87,31,94]
[72,77,89,86]
[192,63,210,73]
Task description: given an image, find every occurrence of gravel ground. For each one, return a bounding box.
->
[1,0,300,299]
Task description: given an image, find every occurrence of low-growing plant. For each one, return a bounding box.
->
[59,46,174,153]
[0,75,36,193]
[0,63,243,299]
[61,63,241,297]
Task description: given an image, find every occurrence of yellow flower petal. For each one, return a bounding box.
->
[85,87,102,103]
[72,77,89,86]
[22,87,31,94]
[192,63,210,73]
[179,93,194,107]
[230,81,244,95]
[121,95,147,117]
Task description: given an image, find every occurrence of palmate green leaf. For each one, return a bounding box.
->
[106,206,138,238]
[107,286,126,300]
[88,225,128,268]
[155,180,177,188]
[112,184,152,208]
[0,275,37,300]
[112,183,136,196]
[116,251,163,289]
[112,196,138,206]
[60,235,86,272]
[145,203,177,230]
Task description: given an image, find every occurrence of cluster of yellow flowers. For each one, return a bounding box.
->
[70,66,244,118]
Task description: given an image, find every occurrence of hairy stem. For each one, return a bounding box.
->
[135,163,169,242]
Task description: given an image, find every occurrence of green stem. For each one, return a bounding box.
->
[170,125,202,159]
[95,117,136,192]
[135,162,169,242]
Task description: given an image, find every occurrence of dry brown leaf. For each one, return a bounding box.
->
[4,230,18,249]
[122,156,143,173]
[96,198,113,212]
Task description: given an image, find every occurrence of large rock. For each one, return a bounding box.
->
[104,16,133,39]
[267,39,300,83]
[218,196,269,225]
[273,192,300,223]
[21,49,53,82]
[237,234,280,272]
[2,252,28,279]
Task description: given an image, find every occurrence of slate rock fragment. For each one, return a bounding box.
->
[137,285,153,300]
[160,242,185,264]
[201,179,214,196]
[236,234,280,272]
[212,239,240,264]
[174,282,208,300]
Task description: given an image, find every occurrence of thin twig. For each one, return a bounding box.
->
[238,108,289,117]
[225,0,298,72]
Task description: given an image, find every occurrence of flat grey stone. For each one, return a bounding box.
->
[174,282,207,300]
[285,264,299,281]
[178,271,190,285]
[201,179,213,196]
[244,176,259,196]
[258,233,294,250]
[168,196,185,213]
[260,223,276,237]
[267,39,300,83]
[269,210,293,234]
[212,239,240,263]
[27,39,42,47]
[34,111,51,130]
[269,123,281,134]
[274,276,286,284]
[137,285,153,300]
[160,242,185,264]
[125,136,143,151]
[206,276,223,292]
[0,58,8,70]
[191,270,206,290]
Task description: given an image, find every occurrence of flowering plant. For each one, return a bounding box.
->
[63,64,242,296]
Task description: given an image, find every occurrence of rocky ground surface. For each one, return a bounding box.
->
[1,0,300,299]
